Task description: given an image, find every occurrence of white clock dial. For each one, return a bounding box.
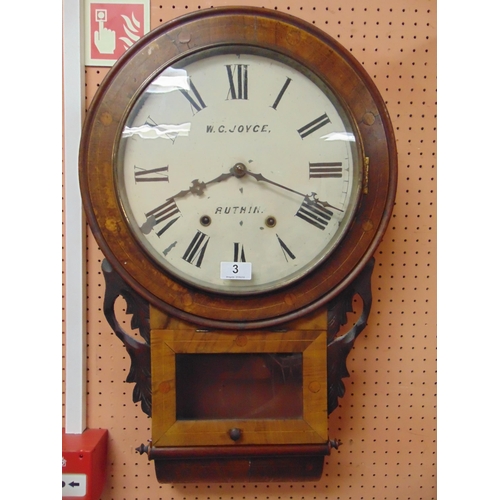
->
[117,47,362,294]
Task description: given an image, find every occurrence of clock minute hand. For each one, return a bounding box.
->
[245,170,344,213]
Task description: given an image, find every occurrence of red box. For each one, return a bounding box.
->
[62,428,108,500]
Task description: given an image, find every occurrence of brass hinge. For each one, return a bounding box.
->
[363,156,370,194]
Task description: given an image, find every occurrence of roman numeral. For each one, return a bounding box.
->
[141,197,180,236]
[308,162,343,178]
[295,196,334,230]
[276,235,296,262]
[234,243,246,262]
[182,230,210,267]
[179,80,206,113]
[226,64,248,100]
[271,77,292,110]
[134,165,169,183]
[297,113,331,139]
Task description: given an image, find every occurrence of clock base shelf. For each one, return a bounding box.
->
[146,443,332,483]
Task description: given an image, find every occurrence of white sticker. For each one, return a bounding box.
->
[220,262,252,280]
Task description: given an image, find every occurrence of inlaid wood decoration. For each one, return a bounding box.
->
[63,0,436,497]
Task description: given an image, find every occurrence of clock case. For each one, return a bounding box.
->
[80,7,397,483]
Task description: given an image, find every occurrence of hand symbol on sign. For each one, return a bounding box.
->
[94,9,116,55]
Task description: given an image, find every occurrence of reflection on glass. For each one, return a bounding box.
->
[320,131,356,142]
[122,122,191,140]
[146,67,190,94]
[176,353,303,420]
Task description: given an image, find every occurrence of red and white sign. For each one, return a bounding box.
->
[85,0,150,66]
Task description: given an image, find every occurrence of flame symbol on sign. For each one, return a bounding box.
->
[120,13,141,49]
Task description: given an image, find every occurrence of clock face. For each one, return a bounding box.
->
[116,47,362,294]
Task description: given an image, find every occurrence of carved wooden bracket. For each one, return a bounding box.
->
[326,257,375,413]
[102,259,152,417]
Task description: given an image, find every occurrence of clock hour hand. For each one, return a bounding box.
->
[169,171,235,200]
[140,171,236,234]
[245,169,344,213]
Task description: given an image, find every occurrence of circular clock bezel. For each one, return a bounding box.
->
[79,6,397,329]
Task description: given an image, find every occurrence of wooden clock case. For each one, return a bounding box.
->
[80,6,397,483]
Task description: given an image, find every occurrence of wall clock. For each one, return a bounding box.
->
[80,6,397,483]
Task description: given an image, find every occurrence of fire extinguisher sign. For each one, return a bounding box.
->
[85,0,150,66]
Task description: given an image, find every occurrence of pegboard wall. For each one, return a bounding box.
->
[62,0,436,498]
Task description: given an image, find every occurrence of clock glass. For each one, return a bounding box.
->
[116,46,363,294]
[175,353,303,420]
